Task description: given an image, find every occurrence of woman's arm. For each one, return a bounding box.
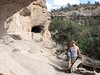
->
[77,46,82,59]
[77,46,81,55]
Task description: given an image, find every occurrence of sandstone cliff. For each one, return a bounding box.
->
[0,1,56,75]
[0,0,51,41]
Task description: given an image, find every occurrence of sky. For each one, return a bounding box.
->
[46,0,100,11]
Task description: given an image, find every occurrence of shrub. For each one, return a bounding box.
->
[49,19,100,60]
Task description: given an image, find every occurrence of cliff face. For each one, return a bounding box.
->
[0,0,51,41]
[0,1,55,75]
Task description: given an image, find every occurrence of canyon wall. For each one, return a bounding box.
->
[0,0,51,41]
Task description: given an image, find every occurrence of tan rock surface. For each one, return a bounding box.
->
[0,0,51,41]
[0,39,82,75]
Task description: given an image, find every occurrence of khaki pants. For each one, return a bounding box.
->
[71,57,77,64]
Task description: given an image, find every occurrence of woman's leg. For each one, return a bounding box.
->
[70,57,77,72]
[67,59,72,73]
[68,60,72,69]
[67,51,72,70]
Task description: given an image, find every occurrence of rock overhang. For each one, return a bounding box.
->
[0,0,51,41]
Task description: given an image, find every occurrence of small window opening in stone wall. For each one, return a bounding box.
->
[31,26,43,33]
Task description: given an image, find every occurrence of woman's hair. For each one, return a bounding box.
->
[70,40,77,47]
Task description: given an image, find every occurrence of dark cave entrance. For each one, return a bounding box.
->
[31,25,44,40]
[31,25,43,33]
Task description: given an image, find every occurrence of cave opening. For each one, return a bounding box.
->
[31,26,43,33]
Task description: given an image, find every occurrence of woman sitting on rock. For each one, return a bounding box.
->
[67,40,81,70]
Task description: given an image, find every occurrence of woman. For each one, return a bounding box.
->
[67,40,81,70]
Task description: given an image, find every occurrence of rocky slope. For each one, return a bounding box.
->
[0,36,100,75]
[0,35,81,75]
[0,37,53,75]
[51,4,100,25]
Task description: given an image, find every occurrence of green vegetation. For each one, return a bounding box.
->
[49,19,100,60]
[50,1,100,60]
[51,1,100,13]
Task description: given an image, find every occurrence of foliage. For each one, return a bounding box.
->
[49,19,100,60]
[50,1,100,60]
[51,2,100,13]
